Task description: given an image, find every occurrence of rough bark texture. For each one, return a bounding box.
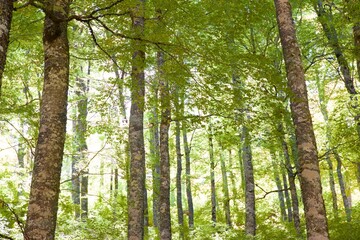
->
[220,148,232,228]
[0,0,13,94]
[275,0,329,239]
[128,1,146,239]
[24,1,70,239]
[158,50,172,240]
[182,122,194,228]
[242,126,256,236]
[208,125,217,224]
[175,120,184,232]
[333,151,352,222]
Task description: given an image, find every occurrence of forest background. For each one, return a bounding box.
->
[1,0,360,239]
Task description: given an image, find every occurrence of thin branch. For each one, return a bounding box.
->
[0,199,27,239]
[256,184,290,200]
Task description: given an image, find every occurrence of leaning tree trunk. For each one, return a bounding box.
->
[158,50,172,240]
[208,123,217,225]
[333,151,352,222]
[274,0,329,239]
[127,0,146,239]
[242,126,256,236]
[0,0,13,94]
[24,1,70,239]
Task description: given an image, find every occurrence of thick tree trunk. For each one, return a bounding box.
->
[182,123,194,228]
[127,0,146,239]
[271,152,287,221]
[220,147,232,228]
[158,50,172,240]
[333,151,352,222]
[208,124,217,225]
[24,1,70,239]
[242,126,255,236]
[175,120,184,235]
[0,0,13,94]
[274,0,329,239]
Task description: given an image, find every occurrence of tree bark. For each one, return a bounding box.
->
[0,0,13,94]
[158,50,172,240]
[182,122,194,228]
[219,147,232,228]
[274,0,329,239]
[333,151,352,222]
[175,120,184,235]
[279,126,301,235]
[24,1,70,239]
[242,126,256,236]
[271,151,287,221]
[208,124,217,225]
[127,0,146,238]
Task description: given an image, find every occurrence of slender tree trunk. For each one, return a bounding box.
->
[279,127,301,235]
[175,120,184,236]
[149,89,160,229]
[0,0,13,94]
[158,50,172,240]
[333,151,352,222]
[17,122,26,169]
[274,1,329,239]
[220,147,232,228]
[24,1,70,238]
[208,124,217,225]
[315,74,339,218]
[281,161,292,222]
[228,150,237,201]
[271,152,287,221]
[354,23,360,82]
[182,122,194,228]
[127,0,146,238]
[242,126,255,236]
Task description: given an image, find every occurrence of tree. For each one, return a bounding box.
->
[0,0,13,95]
[274,0,329,239]
[24,0,71,238]
[127,0,146,238]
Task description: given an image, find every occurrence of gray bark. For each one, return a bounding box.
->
[208,124,217,225]
[220,147,232,228]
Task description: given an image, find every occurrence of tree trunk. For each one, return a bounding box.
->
[274,0,329,239]
[333,151,352,222]
[24,1,70,239]
[279,126,301,235]
[242,126,255,236]
[271,151,287,221]
[175,120,184,235]
[208,124,217,225]
[281,162,292,222]
[220,147,232,228]
[158,50,172,240]
[182,122,194,228]
[0,0,13,94]
[127,0,146,238]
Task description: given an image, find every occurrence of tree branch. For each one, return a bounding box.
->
[256,184,290,200]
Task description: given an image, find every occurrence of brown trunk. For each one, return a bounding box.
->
[0,0,13,94]
[274,0,329,239]
[127,0,146,238]
[208,123,217,224]
[242,126,256,236]
[158,50,172,240]
[24,1,70,239]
